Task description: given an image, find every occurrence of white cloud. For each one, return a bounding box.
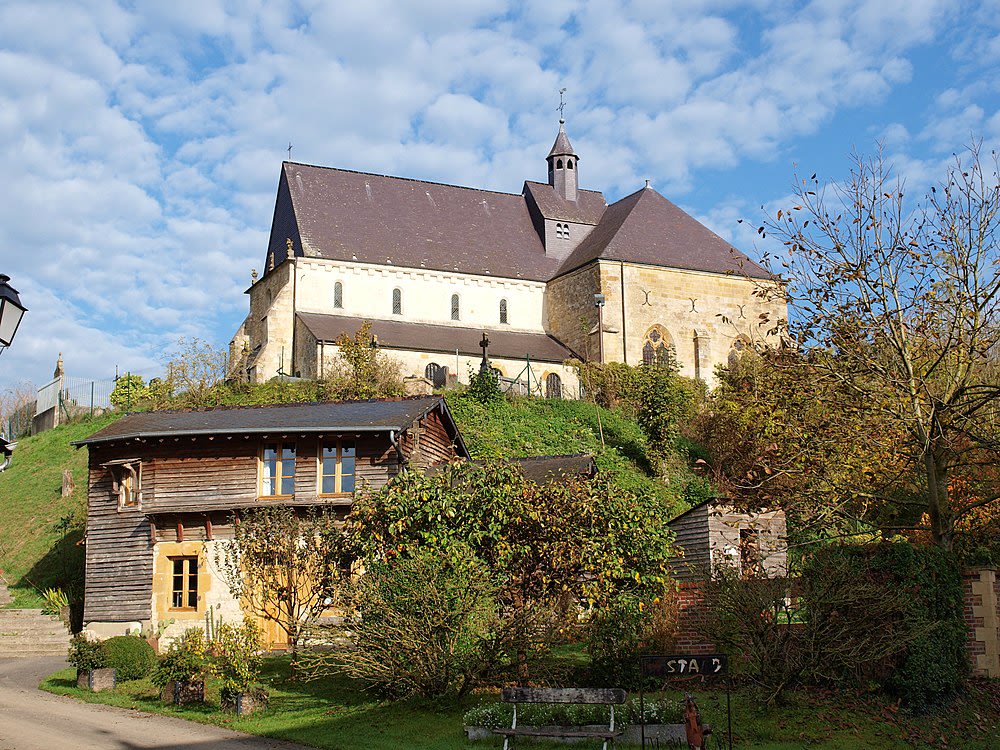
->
[0,0,994,392]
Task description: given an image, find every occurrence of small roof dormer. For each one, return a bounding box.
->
[546,121,578,202]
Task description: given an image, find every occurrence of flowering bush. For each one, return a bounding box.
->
[152,628,209,687]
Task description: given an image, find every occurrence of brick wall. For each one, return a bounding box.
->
[672,582,715,655]
[963,567,999,678]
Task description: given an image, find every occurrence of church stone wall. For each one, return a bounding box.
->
[244,262,295,381]
[312,343,580,398]
[294,258,547,333]
[543,264,601,361]
[595,261,785,387]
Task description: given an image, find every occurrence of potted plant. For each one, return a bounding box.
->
[212,619,269,715]
[152,627,208,704]
[68,634,115,692]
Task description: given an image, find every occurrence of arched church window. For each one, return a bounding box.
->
[728,336,750,366]
[451,294,460,321]
[567,159,574,170]
[556,159,563,169]
[392,288,402,315]
[333,281,343,309]
[424,362,447,388]
[642,326,673,367]
[499,299,508,324]
[545,372,562,399]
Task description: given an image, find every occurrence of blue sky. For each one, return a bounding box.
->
[1,0,998,393]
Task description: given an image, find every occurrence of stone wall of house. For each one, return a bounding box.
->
[672,582,715,655]
[234,261,296,381]
[542,264,601,361]
[963,567,1000,678]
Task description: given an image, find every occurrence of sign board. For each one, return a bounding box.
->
[640,653,728,678]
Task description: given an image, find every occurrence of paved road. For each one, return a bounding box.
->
[0,658,314,750]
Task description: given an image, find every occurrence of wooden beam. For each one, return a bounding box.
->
[176,521,184,543]
[204,515,213,541]
[149,519,156,544]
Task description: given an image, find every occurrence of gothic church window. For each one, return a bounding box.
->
[451,294,460,321]
[392,288,402,315]
[545,372,562,399]
[424,362,447,388]
[642,326,673,367]
[567,160,574,169]
[499,298,508,324]
[334,281,343,309]
[557,159,563,168]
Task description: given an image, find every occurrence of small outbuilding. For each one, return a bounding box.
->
[667,498,788,581]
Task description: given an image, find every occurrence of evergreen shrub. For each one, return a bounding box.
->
[803,542,968,709]
[101,635,157,681]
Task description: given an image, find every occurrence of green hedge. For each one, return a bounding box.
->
[101,635,157,681]
[803,542,968,709]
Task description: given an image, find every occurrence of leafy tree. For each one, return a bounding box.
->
[109,374,148,411]
[751,145,1000,548]
[324,544,500,698]
[214,506,345,657]
[344,461,675,682]
[163,337,229,403]
[325,321,404,399]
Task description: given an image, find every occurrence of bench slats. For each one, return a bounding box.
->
[501,687,627,705]
[496,728,623,739]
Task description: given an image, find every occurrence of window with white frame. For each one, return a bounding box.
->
[260,442,296,497]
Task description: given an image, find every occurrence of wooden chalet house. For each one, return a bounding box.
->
[74,396,467,647]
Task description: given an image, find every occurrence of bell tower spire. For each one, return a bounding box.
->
[546,90,578,201]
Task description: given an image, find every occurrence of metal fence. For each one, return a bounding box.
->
[56,376,115,420]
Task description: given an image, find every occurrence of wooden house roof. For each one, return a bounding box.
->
[74,396,468,457]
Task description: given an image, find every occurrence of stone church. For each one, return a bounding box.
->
[230,121,784,395]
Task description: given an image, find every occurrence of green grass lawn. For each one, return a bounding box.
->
[0,414,120,609]
[40,657,1000,750]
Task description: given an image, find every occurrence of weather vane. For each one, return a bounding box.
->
[557,88,567,123]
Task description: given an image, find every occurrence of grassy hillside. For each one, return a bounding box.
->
[445,392,704,513]
[0,414,119,608]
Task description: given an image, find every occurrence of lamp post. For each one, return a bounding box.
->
[0,274,26,353]
[593,293,605,363]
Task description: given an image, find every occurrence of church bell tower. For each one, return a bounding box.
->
[547,120,578,202]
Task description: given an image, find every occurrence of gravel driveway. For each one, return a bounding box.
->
[0,657,314,750]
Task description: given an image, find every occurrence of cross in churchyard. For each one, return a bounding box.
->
[479,332,491,373]
[557,88,567,122]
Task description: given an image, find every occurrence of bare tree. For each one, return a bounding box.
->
[213,506,344,658]
[756,143,1000,548]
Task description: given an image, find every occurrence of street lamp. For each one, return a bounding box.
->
[0,275,26,351]
[593,293,605,363]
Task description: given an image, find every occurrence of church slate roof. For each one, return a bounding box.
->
[555,186,771,279]
[297,312,579,363]
[523,181,606,225]
[272,163,563,282]
[265,152,770,284]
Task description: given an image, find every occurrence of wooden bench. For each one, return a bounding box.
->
[496,687,627,750]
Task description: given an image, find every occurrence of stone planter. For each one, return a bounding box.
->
[77,668,116,692]
[464,724,692,745]
[160,679,205,705]
[222,689,269,716]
